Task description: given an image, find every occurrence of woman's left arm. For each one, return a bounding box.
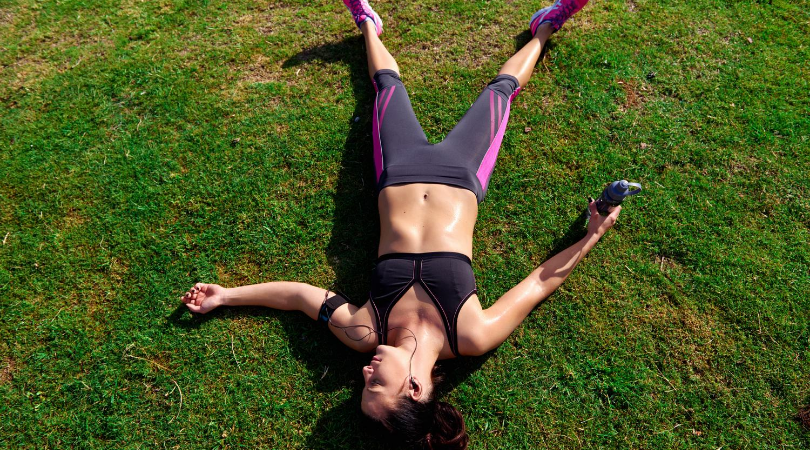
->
[462,201,621,355]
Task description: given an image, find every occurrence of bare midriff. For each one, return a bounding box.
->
[377,183,478,258]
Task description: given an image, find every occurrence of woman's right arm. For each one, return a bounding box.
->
[181,282,377,352]
[460,201,621,355]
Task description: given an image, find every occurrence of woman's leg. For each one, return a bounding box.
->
[438,25,553,199]
[498,23,554,88]
[361,20,398,79]
[350,8,430,184]
[500,0,593,86]
[436,14,575,200]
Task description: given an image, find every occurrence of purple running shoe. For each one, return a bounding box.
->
[529,0,589,35]
[343,0,383,36]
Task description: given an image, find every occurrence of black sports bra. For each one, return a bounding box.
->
[369,252,477,357]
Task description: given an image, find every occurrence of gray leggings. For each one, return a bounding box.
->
[371,69,521,203]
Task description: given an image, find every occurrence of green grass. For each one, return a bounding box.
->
[1,0,808,448]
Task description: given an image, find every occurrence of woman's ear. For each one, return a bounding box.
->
[408,377,423,401]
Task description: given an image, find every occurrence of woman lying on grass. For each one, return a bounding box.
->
[181,0,620,448]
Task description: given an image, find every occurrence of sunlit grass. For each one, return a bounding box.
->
[1,0,808,448]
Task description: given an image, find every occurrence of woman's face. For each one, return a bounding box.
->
[360,345,413,419]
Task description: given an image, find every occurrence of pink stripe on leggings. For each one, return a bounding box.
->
[377,87,386,108]
[489,90,495,143]
[378,86,396,128]
[372,89,383,181]
[476,87,521,191]
[497,95,503,127]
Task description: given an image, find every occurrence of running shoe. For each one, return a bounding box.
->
[529,0,589,35]
[343,0,383,36]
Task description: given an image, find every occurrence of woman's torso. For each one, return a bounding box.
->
[362,183,486,359]
[378,183,478,256]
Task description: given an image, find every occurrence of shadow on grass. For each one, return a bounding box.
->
[283,35,399,449]
[168,302,372,385]
[304,396,392,450]
[166,304,210,329]
[283,35,379,303]
[547,208,590,257]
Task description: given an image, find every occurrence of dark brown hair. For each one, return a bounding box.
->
[386,398,468,450]
[376,368,469,450]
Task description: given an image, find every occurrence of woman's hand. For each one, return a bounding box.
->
[181,283,227,314]
[587,200,621,238]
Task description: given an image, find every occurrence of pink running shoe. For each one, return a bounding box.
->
[529,0,589,35]
[343,0,383,36]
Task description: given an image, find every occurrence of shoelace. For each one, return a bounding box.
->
[555,1,579,23]
[348,0,371,20]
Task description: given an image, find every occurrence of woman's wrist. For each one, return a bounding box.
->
[581,231,602,252]
[220,287,233,307]
[585,230,603,242]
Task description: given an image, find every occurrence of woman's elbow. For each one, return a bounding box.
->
[462,329,502,356]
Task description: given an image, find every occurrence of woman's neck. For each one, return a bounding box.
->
[388,322,443,379]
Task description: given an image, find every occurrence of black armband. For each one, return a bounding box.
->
[318,294,348,325]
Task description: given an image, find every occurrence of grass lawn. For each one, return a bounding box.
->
[1,0,808,448]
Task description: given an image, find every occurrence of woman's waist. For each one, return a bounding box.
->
[377,229,473,259]
[377,165,485,203]
[376,251,472,264]
[379,182,478,207]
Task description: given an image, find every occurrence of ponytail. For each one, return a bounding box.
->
[380,397,468,450]
[425,401,468,450]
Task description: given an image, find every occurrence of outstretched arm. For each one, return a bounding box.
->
[465,201,621,355]
[181,282,325,317]
[180,282,377,352]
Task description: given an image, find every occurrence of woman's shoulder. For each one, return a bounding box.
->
[327,298,379,353]
[454,294,492,357]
